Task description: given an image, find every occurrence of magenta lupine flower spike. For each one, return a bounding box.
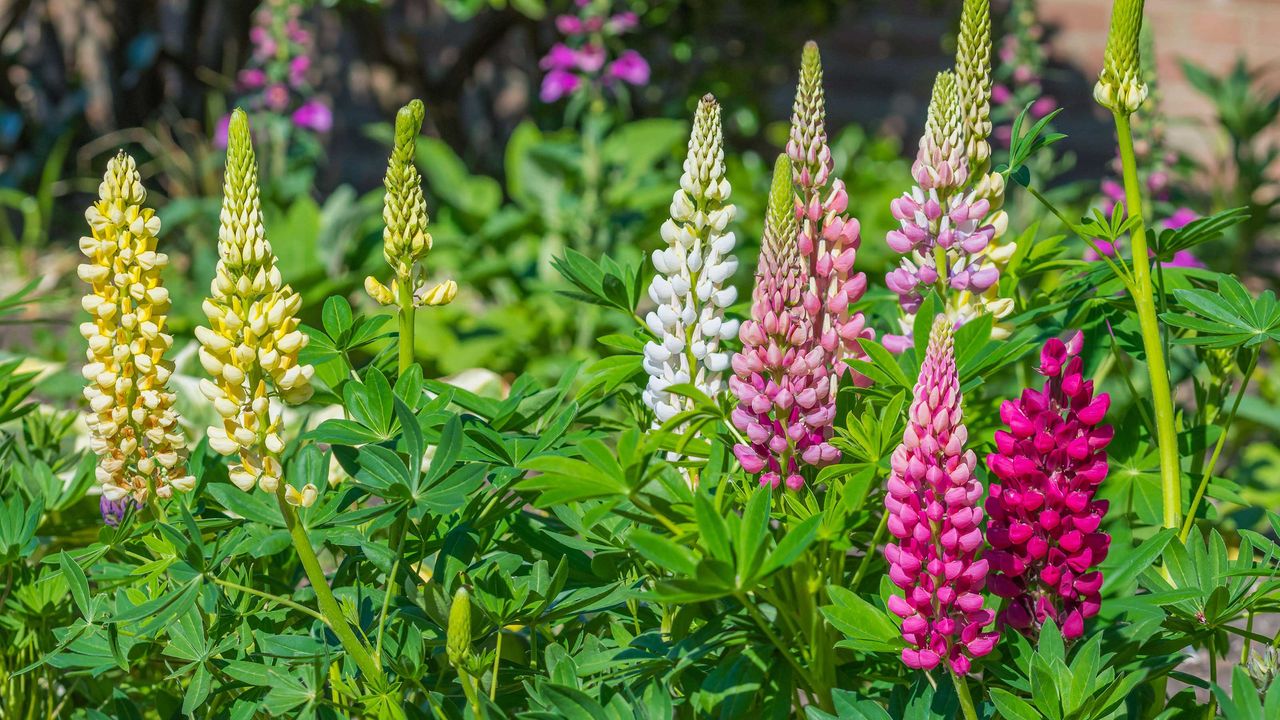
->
[787,42,873,379]
[985,332,1113,640]
[884,316,998,675]
[729,155,839,491]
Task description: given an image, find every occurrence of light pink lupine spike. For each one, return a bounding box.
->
[883,316,998,674]
[985,332,1112,640]
[730,155,838,490]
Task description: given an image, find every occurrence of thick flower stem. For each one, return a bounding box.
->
[1114,111,1182,532]
[950,669,979,720]
[397,277,416,376]
[276,487,384,683]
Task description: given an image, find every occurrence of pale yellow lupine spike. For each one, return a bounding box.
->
[78,150,193,503]
[199,109,314,499]
[365,99,454,309]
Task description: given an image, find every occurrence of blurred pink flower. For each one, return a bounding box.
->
[575,44,607,73]
[1013,64,1034,84]
[541,43,578,71]
[214,114,231,149]
[540,69,581,102]
[264,83,290,112]
[991,84,1012,105]
[238,68,267,90]
[1162,207,1198,231]
[607,50,650,86]
[288,55,311,86]
[291,99,332,133]
[584,16,604,32]
[250,26,276,60]
[607,11,639,33]
[1030,96,1056,119]
[555,14,583,34]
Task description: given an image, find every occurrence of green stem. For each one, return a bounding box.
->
[1181,352,1258,542]
[1114,111,1182,532]
[211,576,330,626]
[375,515,408,661]
[950,669,979,720]
[735,592,828,711]
[489,630,503,701]
[397,276,416,376]
[1206,633,1218,719]
[276,488,384,682]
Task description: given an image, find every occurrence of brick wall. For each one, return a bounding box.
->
[1040,0,1280,161]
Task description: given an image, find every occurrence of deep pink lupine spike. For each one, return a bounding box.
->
[985,332,1112,640]
[883,316,998,675]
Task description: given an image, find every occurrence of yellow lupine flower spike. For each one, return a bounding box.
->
[78,151,194,503]
[364,99,457,310]
[198,109,316,506]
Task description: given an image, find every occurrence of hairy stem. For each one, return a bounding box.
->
[397,275,416,376]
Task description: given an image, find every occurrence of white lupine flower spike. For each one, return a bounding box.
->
[642,94,739,430]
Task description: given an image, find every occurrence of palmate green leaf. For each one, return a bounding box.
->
[1164,273,1280,349]
[1101,528,1176,595]
[629,529,697,576]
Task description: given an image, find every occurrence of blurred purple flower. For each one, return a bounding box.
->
[264,83,290,112]
[991,83,1012,104]
[575,44,606,73]
[100,494,135,527]
[238,68,267,90]
[607,50,650,86]
[292,99,333,133]
[540,43,578,71]
[214,114,231,149]
[583,16,604,32]
[540,69,582,102]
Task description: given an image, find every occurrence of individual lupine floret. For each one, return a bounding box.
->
[643,94,739,423]
[883,316,998,675]
[198,109,317,507]
[985,332,1113,640]
[729,155,838,491]
[78,151,194,504]
[364,99,457,310]
[1094,0,1147,115]
[786,41,872,379]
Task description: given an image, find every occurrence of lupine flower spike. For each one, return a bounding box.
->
[884,316,998,675]
[365,99,457,311]
[1094,0,1147,115]
[787,42,872,380]
[198,109,317,508]
[985,332,1113,640]
[730,155,838,491]
[884,0,1013,352]
[79,152,194,504]
[643,94,738,425]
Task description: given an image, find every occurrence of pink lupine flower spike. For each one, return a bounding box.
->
[884,316,998,675]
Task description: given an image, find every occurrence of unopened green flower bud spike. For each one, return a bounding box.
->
[1095,0,1147,116]
[365,99,457,375]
